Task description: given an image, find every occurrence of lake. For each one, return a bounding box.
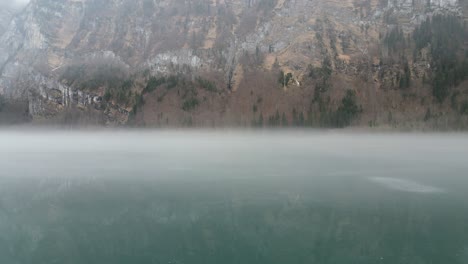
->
[0,131,468,264]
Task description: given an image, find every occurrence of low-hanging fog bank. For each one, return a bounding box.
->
[0,131,468,263]
[1,131,467,184]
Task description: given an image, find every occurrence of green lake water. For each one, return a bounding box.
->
[0,131,467,264]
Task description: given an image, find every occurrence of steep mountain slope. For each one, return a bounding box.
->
[0,8,13,36]
[0,0,467,128]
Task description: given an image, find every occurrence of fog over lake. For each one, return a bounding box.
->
[0,131,468,263]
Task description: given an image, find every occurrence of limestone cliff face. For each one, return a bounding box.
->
[389,0,459,11]
[0,8,13,36]
[0,0,465,126]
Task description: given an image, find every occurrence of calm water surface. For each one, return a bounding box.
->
[0,131,467,264]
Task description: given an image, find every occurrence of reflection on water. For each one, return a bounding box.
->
[0,131,468,264]
[368,177,445,193]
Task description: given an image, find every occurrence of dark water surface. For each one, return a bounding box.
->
[0,131,468,264]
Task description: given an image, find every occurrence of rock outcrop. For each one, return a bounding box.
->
[0,0,466,127]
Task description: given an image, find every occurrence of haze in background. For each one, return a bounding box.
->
[0,0,29,9]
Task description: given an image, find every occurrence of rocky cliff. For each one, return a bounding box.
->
[0,8,13,36]
[0,0,467,127]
